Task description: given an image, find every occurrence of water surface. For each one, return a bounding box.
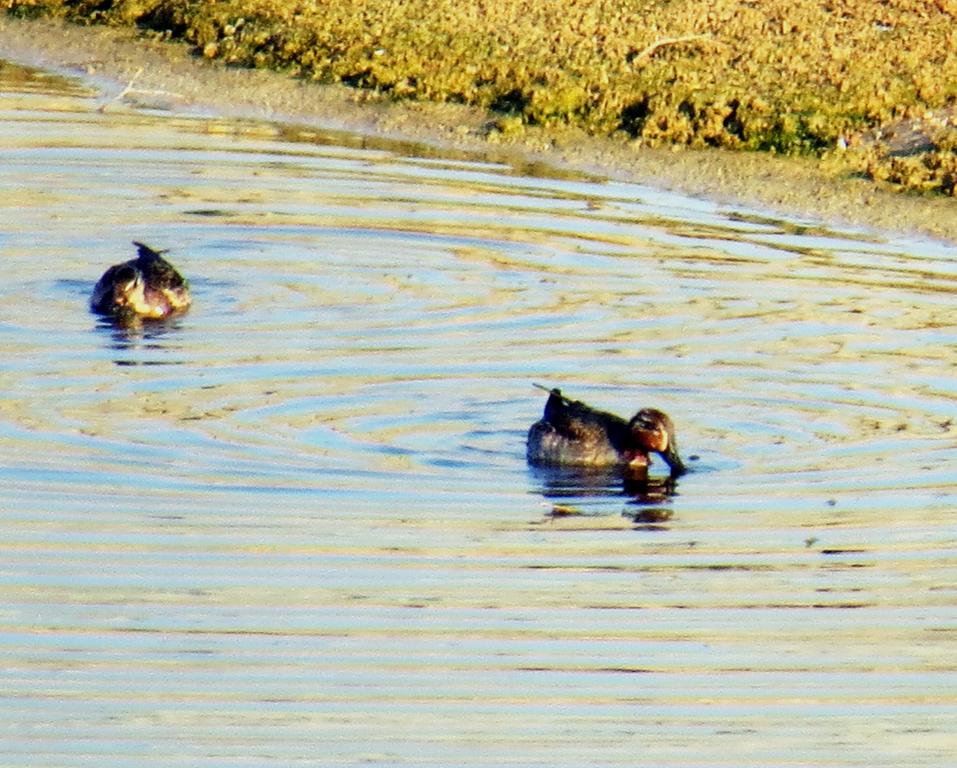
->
[0,59,954,767]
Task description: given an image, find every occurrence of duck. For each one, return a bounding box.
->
[527,384,686,476]
[90,241,191,320]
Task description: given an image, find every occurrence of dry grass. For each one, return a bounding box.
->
[6,0,957,194]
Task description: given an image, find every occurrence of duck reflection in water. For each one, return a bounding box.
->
[527,384,686,516]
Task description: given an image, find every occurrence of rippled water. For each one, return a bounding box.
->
[1,59,955,766]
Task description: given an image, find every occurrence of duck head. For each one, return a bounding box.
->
[105,263,153,317]
[91,263,139,315]
[628,408,686,477]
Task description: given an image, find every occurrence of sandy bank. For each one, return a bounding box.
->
[2,17,956,243]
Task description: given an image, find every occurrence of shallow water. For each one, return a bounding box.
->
[0,59,955,767]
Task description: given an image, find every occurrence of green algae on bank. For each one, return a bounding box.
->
[5,0,957,196]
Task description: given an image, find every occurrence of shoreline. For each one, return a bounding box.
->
[2,16,956,244]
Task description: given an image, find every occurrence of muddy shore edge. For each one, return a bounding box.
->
[2,16,956,244]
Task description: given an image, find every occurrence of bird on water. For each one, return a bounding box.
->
[527,384,685,477]
[90,241,191,321]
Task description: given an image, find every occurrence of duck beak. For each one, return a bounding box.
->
[660,440,686,478]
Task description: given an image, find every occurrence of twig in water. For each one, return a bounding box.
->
[115,66,143,101]
[98,67,184,112]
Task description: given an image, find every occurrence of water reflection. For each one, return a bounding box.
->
[93,313,188,365]
[629,502,675,527]
[530,463,681,513]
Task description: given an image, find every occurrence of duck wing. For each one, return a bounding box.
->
[132,241,188,292]
[536,385,631,447]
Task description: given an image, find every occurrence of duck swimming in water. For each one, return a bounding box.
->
[90,241,191,320]
[527,385,686,476]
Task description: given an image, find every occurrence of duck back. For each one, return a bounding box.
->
[527,388,635,467]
